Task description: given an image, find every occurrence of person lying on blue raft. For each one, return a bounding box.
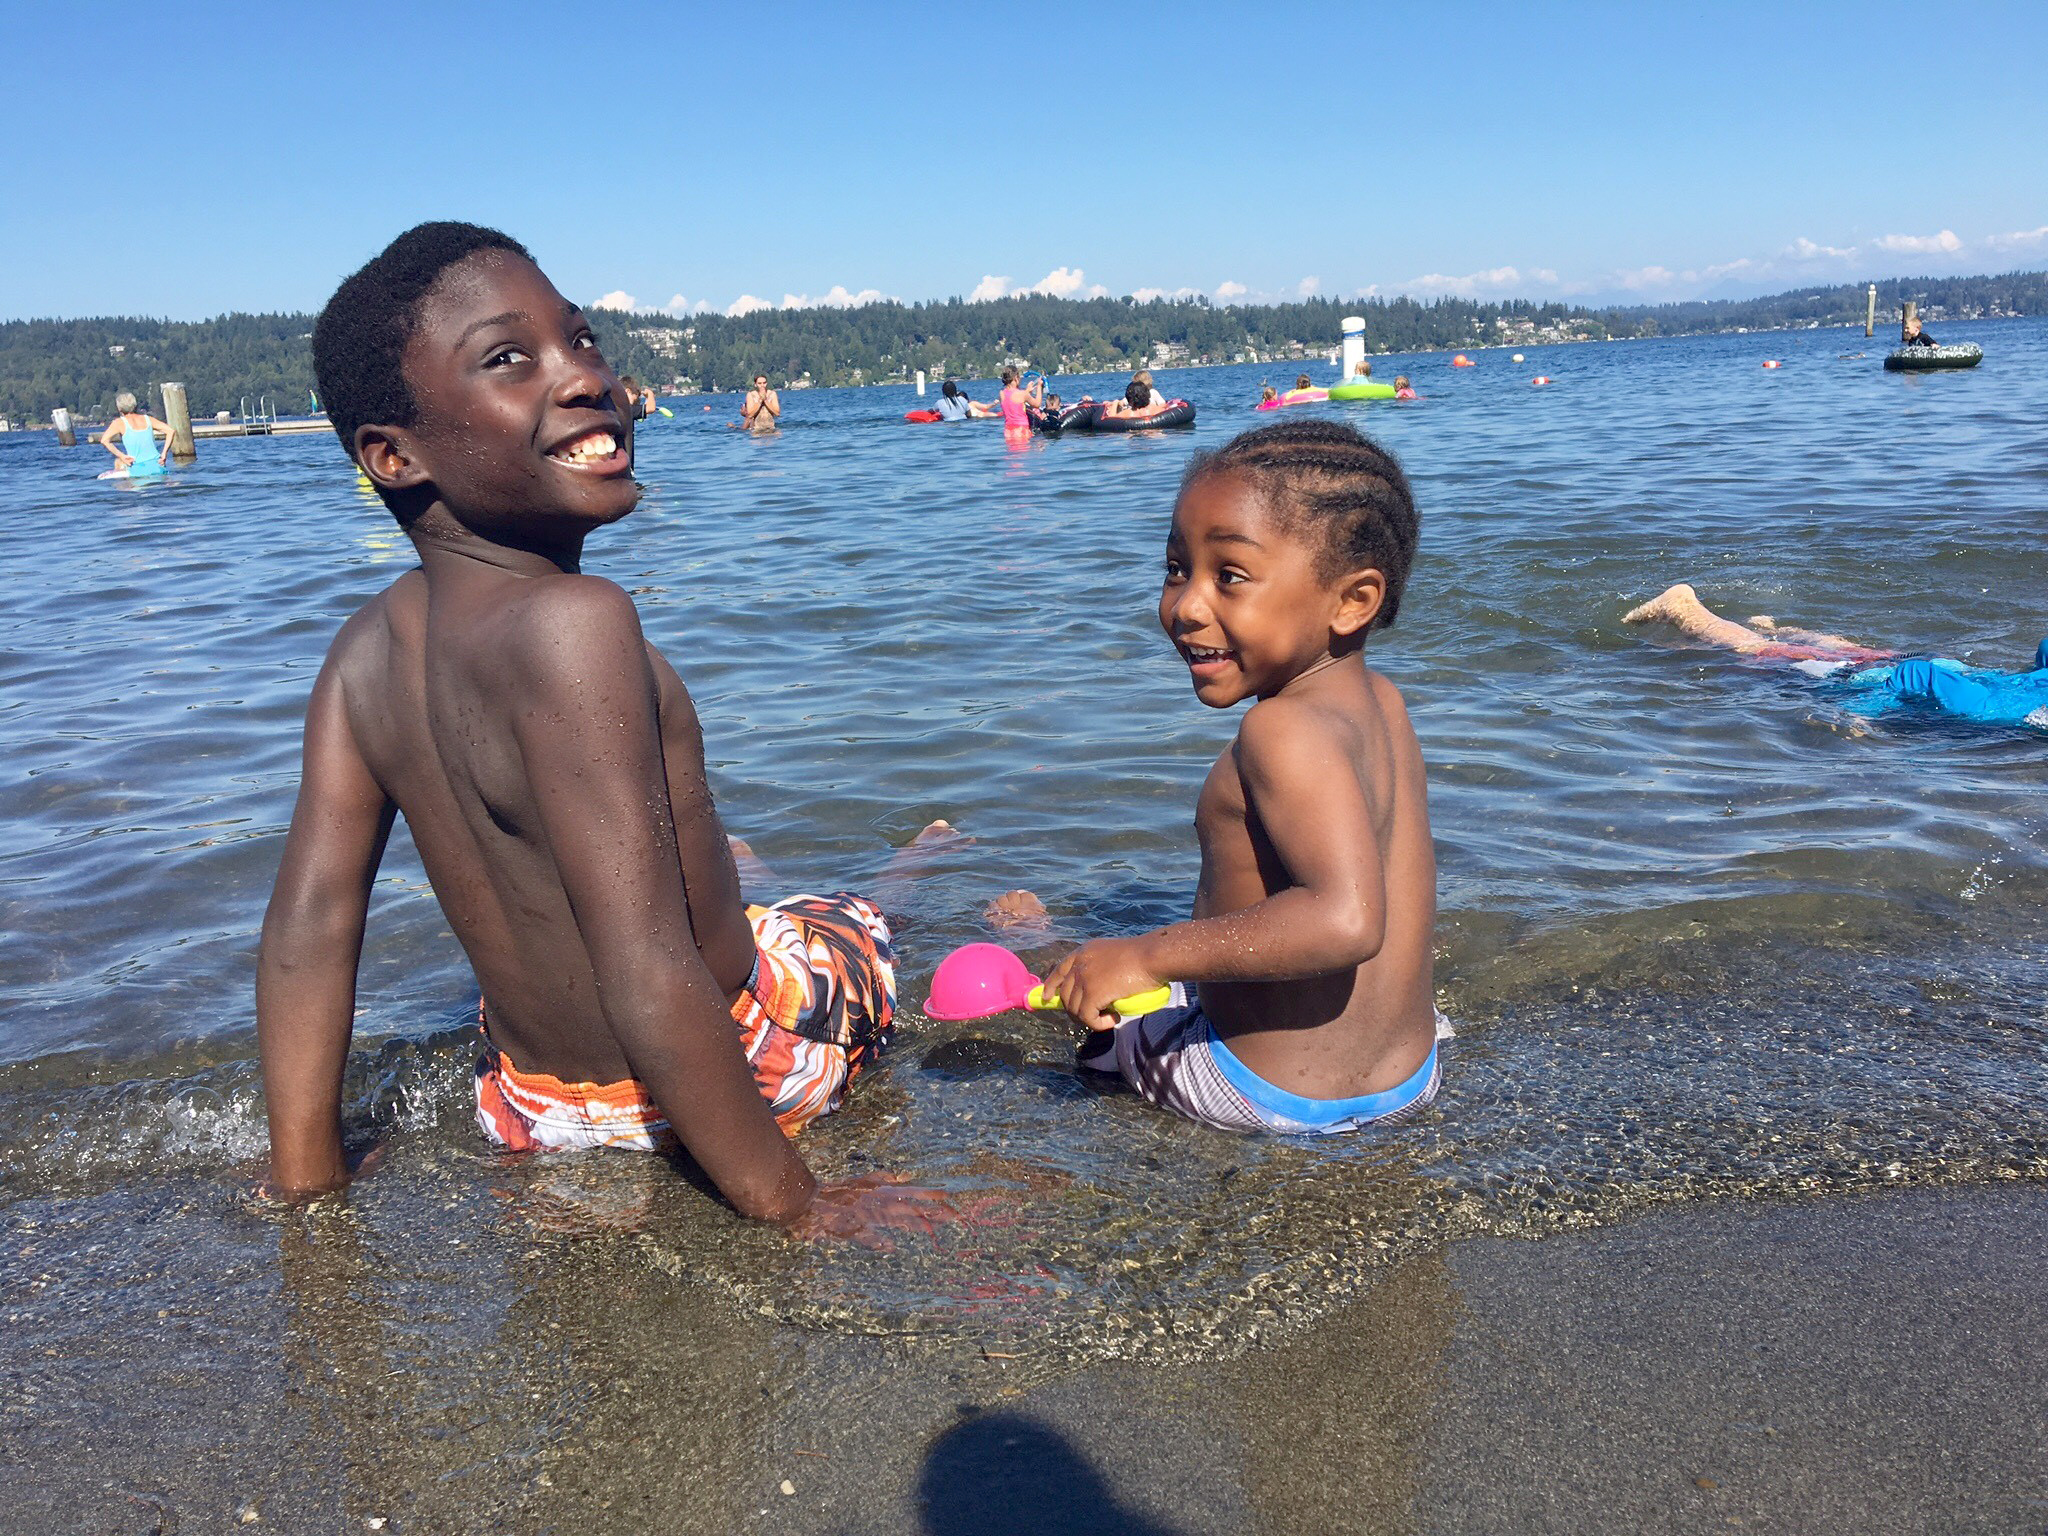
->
[1625,582,2048,730]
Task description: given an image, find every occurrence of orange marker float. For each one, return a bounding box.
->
[1451,353,1476,367]
[1531,376,1552,386]
[1762,360,1782,369]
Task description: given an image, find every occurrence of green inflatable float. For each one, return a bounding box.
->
[1328,378,1397,401]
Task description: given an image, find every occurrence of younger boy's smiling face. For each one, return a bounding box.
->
[1159,470,1380,707]
[392,249,636,533]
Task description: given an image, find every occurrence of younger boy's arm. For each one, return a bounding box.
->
[1043,698,1389,1027]
[258,659,396,1196]
[509,578,819,1222]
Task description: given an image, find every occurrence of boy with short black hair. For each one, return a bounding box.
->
[1032,418,1448,1133]
[260,222,940,1236]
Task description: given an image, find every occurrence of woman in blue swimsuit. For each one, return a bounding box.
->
[97,391,173,477]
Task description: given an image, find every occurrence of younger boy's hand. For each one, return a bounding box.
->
[1038,936,1163,1031]
[785,1172,959,1251]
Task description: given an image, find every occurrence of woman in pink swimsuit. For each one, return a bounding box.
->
[997,366,1042,431]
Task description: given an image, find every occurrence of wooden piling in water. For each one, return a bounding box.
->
[1865,284,1877,338]
[52,408,76,447]
[1901,300,1917,343]
[160,382,196,463]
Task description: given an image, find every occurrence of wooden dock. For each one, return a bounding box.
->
[191,417,335,439]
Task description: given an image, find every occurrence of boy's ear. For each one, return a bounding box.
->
[353,425,430,494]
[1331,567,1388,638]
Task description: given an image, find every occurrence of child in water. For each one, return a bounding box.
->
[1394,376,1417,400]
[1625,582,2048,729]
[258,222,948,1239]
[1024,419,1446,1133]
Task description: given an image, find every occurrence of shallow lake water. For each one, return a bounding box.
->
[2,323,2045,1522]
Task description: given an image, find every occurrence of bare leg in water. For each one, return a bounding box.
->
[730,820,972,911]
[1624,583,1890,659]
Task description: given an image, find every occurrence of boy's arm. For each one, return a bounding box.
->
[1043,699,1388,1027]
[509,578,818,1221]
[258,659,396,1196]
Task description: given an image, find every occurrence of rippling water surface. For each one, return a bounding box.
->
[2,323,2044,1367]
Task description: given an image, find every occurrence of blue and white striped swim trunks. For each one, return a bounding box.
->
[1076,987,1451,1134]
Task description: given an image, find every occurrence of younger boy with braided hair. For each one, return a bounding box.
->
[1030,419,1448,1133]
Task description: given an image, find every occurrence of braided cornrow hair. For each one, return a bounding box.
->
[1182,419,1420,630]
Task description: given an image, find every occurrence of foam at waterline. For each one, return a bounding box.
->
[0,1020,479,1198]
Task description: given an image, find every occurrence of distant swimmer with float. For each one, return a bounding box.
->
[1884,302,1982,372]
[1038,379,1197,434]
[1257,373,1329,411]
[961,418,1447,1133]
[97,391,173,479]
[1330,357,1395,402]
[1625,582,2048,731]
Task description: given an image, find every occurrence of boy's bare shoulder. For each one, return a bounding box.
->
[487,573,649,679]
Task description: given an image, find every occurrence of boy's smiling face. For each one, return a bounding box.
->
[375,249,636,534]
[1159,470,1383,707]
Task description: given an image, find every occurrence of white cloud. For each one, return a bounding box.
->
[968,266,1101,301]
[1132,284,1204,302]
[726,294,773,317]
[1213,280,1247,302]
[594,290,638,312]
[1985,225,2048,252]
[1297,276,1321,297]
[1872,229,1963,256]
[1029,266,1088,298]
[779,285,889,309]
[1786,237,1854,260]
[1389,265,1539,299]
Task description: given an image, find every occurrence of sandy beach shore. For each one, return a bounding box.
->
[7,1180,2040,1534]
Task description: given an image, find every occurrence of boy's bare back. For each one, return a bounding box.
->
[314,562,758,1084]
[1193,662,1437,1098]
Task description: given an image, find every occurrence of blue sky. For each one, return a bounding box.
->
[6,1,2044,320]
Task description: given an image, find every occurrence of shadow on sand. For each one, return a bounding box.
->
[918,1411,1186,1536]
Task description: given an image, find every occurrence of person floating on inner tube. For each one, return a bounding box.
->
[1624,583,2048,731]
[935,380,996,420]
[1101,378,1174,423]
[1131,368,1166,408]
[1351,358,1373,378]
[1902,312,1939,348]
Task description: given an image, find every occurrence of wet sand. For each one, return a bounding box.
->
[6,1182,2041,1534]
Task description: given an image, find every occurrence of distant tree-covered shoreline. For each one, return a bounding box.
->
[3,271,2042,423]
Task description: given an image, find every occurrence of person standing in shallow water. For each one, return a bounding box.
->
[258,221,954,1239]
[98,390,173,475]
[742,373,780,432]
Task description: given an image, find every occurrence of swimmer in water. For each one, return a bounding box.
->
[1394,376,1416,400]
[1100,378,1172,421]
[1131,368,1166,409]
[98,391,174,474]
[742,373,780,433]
[1000,419,1445,1134]
[997,366,1043,432]
[1625,582,2048,729]
[1260,384,1278,404]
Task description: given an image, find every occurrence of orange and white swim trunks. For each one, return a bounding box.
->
[474,892,896,1153]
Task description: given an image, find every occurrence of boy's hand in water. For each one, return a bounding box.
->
[1039,936,1164,1031]
[785,1173,960,1250]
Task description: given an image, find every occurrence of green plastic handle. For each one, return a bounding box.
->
[1026,983,1173,1019]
